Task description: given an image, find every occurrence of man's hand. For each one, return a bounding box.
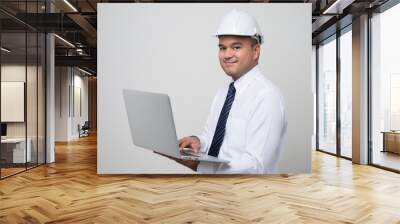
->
[153,136,201,171]
[178,136,201,153]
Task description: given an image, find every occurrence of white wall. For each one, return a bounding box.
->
[72,72,89,138]
[55,66,69,141]
[55,67,89,141]
[312,45,316,151]
[98,3,312,174]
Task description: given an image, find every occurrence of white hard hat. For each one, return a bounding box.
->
[215,9,263,44]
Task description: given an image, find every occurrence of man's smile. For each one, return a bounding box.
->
[224,61,238,66]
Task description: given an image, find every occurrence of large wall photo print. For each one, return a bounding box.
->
[98,3,312,174]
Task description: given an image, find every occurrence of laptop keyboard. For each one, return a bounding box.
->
[180,150,201,157]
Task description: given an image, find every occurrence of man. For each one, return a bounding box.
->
[177,9,287,174]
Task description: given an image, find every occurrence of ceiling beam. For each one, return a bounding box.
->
[55,55,96,70]
[322,0,355,14]
[67,13,97,39]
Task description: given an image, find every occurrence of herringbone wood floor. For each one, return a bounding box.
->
[1,134,400,223]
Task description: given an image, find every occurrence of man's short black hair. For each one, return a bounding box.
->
[250,37,259,46]
[251,34,262,46]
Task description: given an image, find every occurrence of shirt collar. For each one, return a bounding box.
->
[232,65,260,94]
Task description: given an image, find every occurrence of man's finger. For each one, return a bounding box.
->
[191,147,199,153]
[189,141,200,150]
[178,138,186,146]
[179,140,190,150]
[178,137,187,144]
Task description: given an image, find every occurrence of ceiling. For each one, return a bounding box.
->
[0,0,392,75]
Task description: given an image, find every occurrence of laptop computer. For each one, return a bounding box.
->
[122,89,229,163]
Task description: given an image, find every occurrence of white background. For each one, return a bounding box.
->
[98,3,312,174]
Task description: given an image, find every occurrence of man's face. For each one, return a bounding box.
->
[218,35,260,80]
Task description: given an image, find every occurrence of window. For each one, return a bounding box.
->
[318,36,337,154]
[339,28,352,158]
[371,2,400,171]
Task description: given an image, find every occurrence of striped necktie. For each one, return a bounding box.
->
[208,82,236,157]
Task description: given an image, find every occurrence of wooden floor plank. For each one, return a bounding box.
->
[0,134,400,223]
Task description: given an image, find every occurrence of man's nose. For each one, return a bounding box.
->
[224,48,234,59]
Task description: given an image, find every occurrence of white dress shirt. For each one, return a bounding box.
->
[196,65,287,174]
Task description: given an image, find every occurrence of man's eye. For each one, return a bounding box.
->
[233,46,241,50]
[219,47,226,50]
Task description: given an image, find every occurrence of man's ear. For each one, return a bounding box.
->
[253,44,261,61]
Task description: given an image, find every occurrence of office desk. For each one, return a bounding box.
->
[1,138,31,163]
[382,131,400,154]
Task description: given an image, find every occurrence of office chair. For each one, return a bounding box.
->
[79,121,90,138]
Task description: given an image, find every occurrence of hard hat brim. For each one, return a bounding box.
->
[213,33,263,44]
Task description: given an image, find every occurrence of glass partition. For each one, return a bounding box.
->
[0,31,28,177]
[0,1,46,179]
[317,36,337,155]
